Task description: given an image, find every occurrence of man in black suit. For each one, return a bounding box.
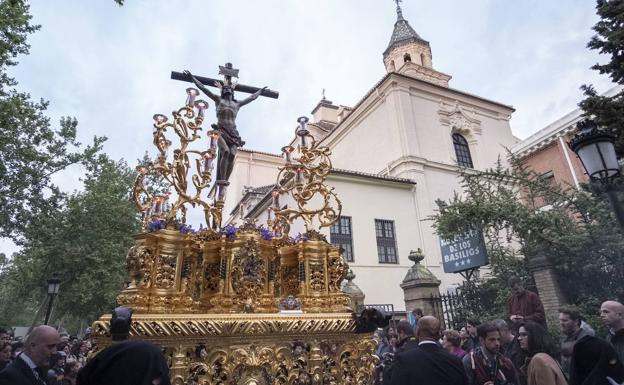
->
[390,316,468,385]
[0,325,60,385]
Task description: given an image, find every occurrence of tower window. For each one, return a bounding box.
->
[403,53,411,63]
[452,133,474,168]
[420,53,426,65]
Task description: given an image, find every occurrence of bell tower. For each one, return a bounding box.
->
[383,1,451,87]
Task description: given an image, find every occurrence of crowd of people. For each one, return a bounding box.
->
[0,326,95,385]
[0,277,622,385]
[0,325,169,385]
[374,278,624,385]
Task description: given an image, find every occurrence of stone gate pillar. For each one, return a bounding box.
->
[528,254,566,321]
[400,249,441,317]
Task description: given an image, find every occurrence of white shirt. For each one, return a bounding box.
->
[418,340,438,346]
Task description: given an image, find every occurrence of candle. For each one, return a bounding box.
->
[271,190,280,208]
[194,100,208,118]
[186,88,199,107]
[267,207,273,221]
[281,146,294,163]
[153,114,168,125]
[203,152,214,171]
[296,116,309,148]
[239,203,244,219]
[295,167,305,186]
[208,131,220,151]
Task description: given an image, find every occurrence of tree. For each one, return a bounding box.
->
[0,0,105,241]
[580,0,624,155]
[0,156,141,331]
[432,157,624,329]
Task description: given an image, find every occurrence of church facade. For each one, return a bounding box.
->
[223,5,519,312]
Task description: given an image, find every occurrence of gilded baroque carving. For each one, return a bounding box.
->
[126,245,155,288]
[328,252,348,291]
[231,239,266,312]
[156,254,177,289]
[309,265,325,292]
[203,263,221,294]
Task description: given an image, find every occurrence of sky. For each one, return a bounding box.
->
[1,0,616,255]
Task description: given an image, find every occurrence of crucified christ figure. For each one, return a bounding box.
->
[184,69,266,182]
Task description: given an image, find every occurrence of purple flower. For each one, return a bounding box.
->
[179,224,194,235]
[257,225,274,240]
[147,219,166,232]
[294,232,309,243]
[220,224,238,239]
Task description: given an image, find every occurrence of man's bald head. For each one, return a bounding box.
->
[24,325,60,367]
[600,301,624,331]
[416,316,441,342]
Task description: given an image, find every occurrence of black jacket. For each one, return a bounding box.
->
[0,354,47,385]
[607,328,624,367]
[381,337,419,384]
[389,343,469,385]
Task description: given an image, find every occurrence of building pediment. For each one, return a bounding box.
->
[438,101,482,136]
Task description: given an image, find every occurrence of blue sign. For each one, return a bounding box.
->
[439,227,488,273]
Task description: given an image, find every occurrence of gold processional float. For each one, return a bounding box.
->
[91,65,387,385]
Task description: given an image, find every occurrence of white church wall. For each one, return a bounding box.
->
[224,150,283,217]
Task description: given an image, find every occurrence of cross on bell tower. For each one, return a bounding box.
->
[382,0,452,87]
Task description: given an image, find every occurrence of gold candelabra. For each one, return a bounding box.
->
[132,88,226,230]
[268,116,342,238]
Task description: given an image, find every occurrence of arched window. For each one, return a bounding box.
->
[403,53,411,63]
[452,133,473,168]
[420,53,426,65]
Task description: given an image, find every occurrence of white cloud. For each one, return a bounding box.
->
[1,0,616,254]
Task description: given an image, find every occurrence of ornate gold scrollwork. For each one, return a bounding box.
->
[270,117,342,237]
[230,240,266,312]
[132,101,224,231]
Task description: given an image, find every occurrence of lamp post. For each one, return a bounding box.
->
[44,273,61,325]
[568,119,624,227]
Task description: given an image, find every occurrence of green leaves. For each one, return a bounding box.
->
[0,1,106,241]
[432,155,624,320]
[0,156,141,330]
[581,0,624,156]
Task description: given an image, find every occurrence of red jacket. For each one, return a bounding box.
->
[507,290,546,326]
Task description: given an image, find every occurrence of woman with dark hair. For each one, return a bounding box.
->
[518,321,568,385]
[0,341,11,371]
[76,340,170,385]
[569,335,624,385]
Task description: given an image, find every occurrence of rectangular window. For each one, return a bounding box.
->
[375,219,398,263]
[330,216,354,262]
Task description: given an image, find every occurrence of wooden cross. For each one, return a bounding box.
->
[171,62,279,99]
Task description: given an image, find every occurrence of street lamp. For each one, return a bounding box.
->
[44,273,61,325]
[568,119,624,227]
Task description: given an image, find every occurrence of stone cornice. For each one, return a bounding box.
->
[318,72,514,149]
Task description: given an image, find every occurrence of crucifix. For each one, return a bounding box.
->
[171,63,278,183]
